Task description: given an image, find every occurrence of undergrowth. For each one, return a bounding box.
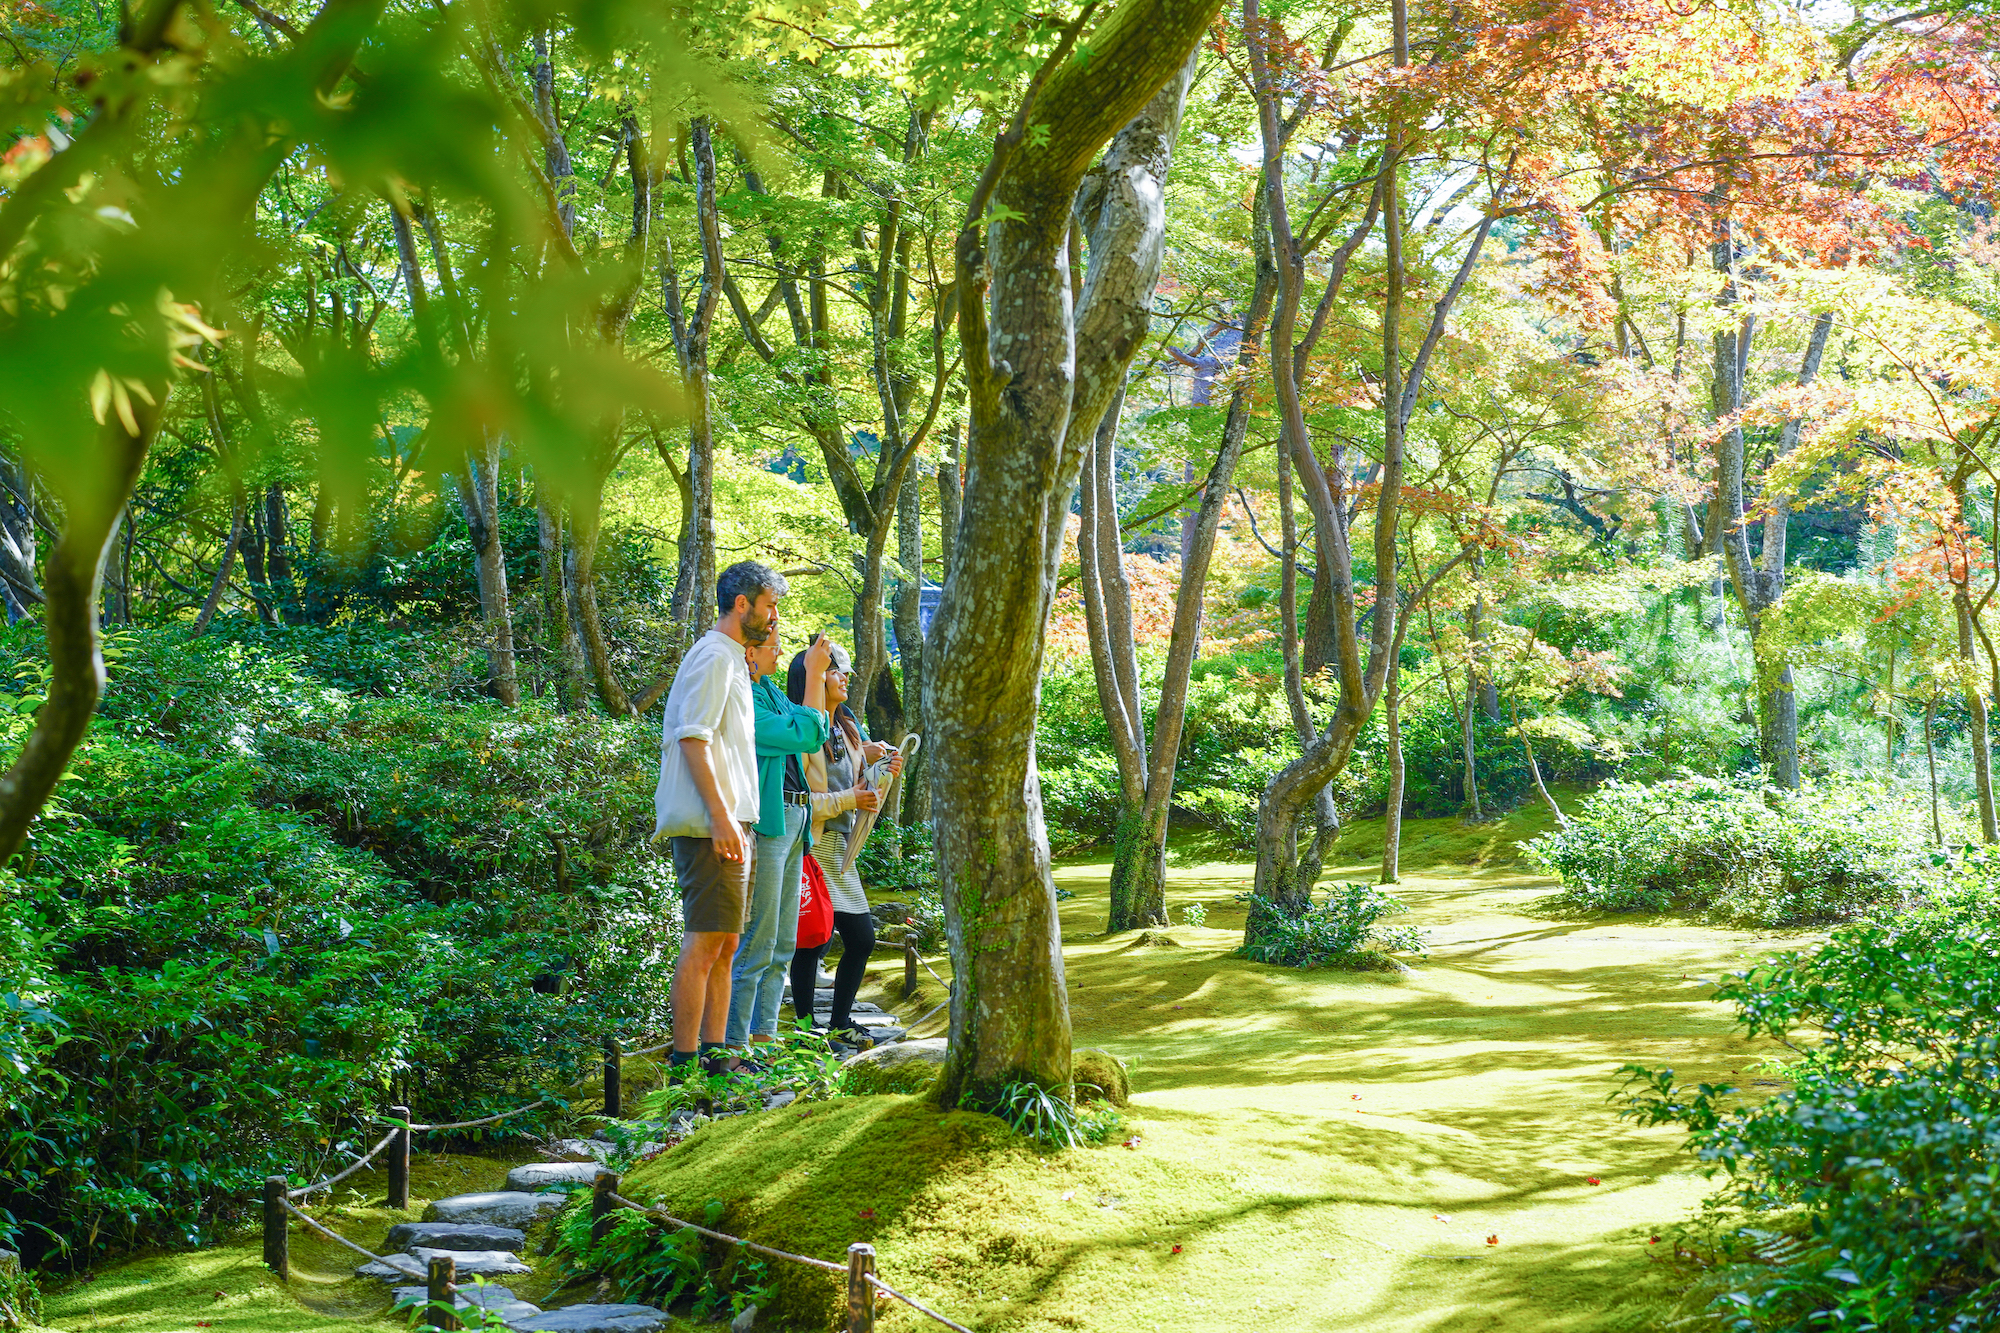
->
[1526,774,1937,925]
[1620,872,2000,1331]
[1238,882,1425,969]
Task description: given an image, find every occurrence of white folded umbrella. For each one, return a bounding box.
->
[840,733,920,875]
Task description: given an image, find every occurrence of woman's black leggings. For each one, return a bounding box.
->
[788,910,876,1036]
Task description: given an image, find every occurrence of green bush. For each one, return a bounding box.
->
[1620,883,2000,1331]
[552,1196,772,1321]
[0,627,678,1263]
[1525,775,1937,925]
[1239,883,1424,969]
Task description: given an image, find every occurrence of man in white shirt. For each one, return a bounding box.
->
[655,560,787,1076]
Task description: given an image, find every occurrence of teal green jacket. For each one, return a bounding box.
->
[751,675,832,838]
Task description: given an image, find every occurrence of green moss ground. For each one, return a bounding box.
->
[41,803,1808,1332]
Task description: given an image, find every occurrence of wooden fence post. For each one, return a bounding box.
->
[845,1242,875,1333]
[262,1177,288,1280]
[427,1254,461,1331]
[903,939,918,999]
[603,1038,621,1119]
[591,1171,618,1248]
[388,1105,411,1210]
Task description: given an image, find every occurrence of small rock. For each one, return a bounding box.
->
[1129,930,1180,948]
[390,1283,541,1322]
[386,1222,526,1254]
[357,1254,427,1281]
[424,1192,566,1228]
[507,1303,671,1331]
[730,1303,760,1332]
[873,901,912,924]
[842,1037,946,1095]
[504,1162,612,1192]
[764,1091,796,1110]
[0,1248,17,1276]
[410,1246,531,1276]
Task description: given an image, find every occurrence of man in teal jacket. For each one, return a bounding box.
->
[727,629,832,1060]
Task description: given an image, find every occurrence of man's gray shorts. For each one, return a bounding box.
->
[672,828,754,934]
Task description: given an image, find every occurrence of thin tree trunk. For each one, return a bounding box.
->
[0,402,160,863]
[569,492,635,715]
[894,466,930,823]
[1463,672,1482,819]
[668,119,723,646]
[938,423,962,583]
[1955,582,1998,841]
[461,440,521,706]
[193,506,244,634]
[1380,667,1404,883]
[536,481,588,709]
[1925,697,1943,847]
[1103,91,1263,930]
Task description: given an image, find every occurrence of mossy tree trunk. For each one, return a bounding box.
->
[928,0,1225,1108]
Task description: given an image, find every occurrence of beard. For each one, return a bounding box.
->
[742,605,775,647]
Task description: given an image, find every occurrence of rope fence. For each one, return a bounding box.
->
[602,1181,971,1333]
[260,949,964,1330]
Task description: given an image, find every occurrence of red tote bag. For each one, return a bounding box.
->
[797,853,834,950]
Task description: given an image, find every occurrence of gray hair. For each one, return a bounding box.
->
[716,561,788,616]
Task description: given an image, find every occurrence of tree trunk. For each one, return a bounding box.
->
[460,440,521,706]
[894,468,930,823]
[1245,0,1500,923]
[1462,669,1482,819]
[1955,581,1998,841]
[1100,92,1261,931]
[1380,666,1404,883]
[667,119,723,647]
[262,482,295,621]
[535,482,588,709]
[929,0,1220,1110]
[193,506,244,634]
[0,456,43,625]
[0,402,159,863]
[938,423,962,583]
[569,489,635,715]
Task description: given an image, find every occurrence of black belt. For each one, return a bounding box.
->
[784,790,812,807]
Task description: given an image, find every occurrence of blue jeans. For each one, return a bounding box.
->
[726,802,807,1043]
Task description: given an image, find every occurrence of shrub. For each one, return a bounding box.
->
[0,627,678,1263]
[1525,775,1937,925]
[1620,883,2000,1332]
[1239,883,1424,969]
[552,1197,773,1320]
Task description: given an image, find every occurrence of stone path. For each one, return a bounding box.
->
[352,990,917,1331]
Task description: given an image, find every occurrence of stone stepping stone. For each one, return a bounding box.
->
[424,1192,566,1229]
[386,1222,525,1254]
[507,1304,671,1331]
[356,1254,426,1281]
[392,1283,541,1323]
[547,1137,666,1163]
[505,1161,611,1191]
[358,1247,530,1282]
[411,1246,531,1276]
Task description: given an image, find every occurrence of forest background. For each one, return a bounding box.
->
[2,0,1999,1326]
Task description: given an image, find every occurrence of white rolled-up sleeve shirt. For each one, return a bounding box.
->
[654,630,760,839]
